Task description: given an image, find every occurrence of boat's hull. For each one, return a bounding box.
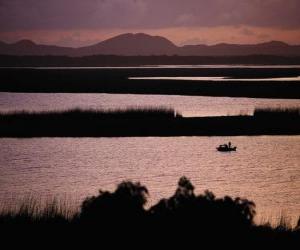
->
[216,147,237,152]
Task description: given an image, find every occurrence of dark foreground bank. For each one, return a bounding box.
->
[0,177,299,244]
[0,108,299,137]
[1,67,300,99]
[1,55,300,67]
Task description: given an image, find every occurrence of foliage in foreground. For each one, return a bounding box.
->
[0,177,299,243]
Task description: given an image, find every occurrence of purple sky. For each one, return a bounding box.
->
[1,0,300,46]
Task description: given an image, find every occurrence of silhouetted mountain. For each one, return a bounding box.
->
[179,41,300,56]
[1,33,300,56]
[75,33,177,56]
[0,39,74,56]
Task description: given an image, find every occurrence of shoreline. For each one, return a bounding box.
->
[1,108,299,137]
[0,177,299,243]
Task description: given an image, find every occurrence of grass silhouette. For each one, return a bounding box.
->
[0,107,299,137]
[0,106,180,119]
[0,177,299,243]
[254,107,300,118]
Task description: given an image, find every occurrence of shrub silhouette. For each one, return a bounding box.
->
[149,177,255,235]
[1,176,299,243]
[78,176,256,236]
[79,181,148,225]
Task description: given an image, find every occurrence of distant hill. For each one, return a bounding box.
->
[1,33,300,57]
[75,33,177,56]
[179,41,300,56]
[0,39,75,56]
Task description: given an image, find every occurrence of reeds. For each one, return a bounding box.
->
[1,67,300,99]
[254,107,300,118]
[0,106,181,119]
[0,178,299,244]
[0,106,299,137]
[0,197,78,224]
[0,199,298,232]
[0,184,299,232]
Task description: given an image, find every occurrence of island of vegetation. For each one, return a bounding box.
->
[0,107,299,137]
[1,67,300,99]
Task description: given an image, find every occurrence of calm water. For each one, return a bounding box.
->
[1,93,300,117]
[130,76,300,81]
[4,65,300,69]
[1,66,300,225]
[0,136,299,225]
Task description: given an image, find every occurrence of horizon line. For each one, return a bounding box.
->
[0,32,298,48]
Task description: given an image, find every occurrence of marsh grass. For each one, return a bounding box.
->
[0,106,299,137]
[2,199,298,230]
[0,178,299,246]
[0,106,181,119]
[254,107,300,118]
[1,67,300,100]
[0,196,78,224]
[258,212,299,230]
[0,183,299,233]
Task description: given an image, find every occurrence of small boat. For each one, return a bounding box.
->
[216,142,237,152]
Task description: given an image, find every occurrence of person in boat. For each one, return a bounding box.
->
[217,142,236,151]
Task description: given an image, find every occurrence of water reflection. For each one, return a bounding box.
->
[129,76,300,81]
[3,65,300,69]
[0,136,299,225]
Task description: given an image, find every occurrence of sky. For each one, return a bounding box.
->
[0,0,300,47]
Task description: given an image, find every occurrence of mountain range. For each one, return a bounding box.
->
[1,33,300,57]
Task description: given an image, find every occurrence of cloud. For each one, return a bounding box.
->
[1,0,300,46]
[241,28,255,36]
[0,0,300,32]
[179,37,208,46]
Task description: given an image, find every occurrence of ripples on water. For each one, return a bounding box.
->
[0,66,300,225]
[0,136,299,225]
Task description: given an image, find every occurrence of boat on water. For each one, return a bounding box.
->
[217,142,237,152]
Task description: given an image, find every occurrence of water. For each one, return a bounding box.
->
[3,65,300,69]
[0,66,300,225]
[0,136,299,225]
[130,76,300,81]
[1,93,300,117]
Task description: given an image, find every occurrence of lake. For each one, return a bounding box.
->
[130,76,300,81]
[0,136,299,225]
[0,66,300,225]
